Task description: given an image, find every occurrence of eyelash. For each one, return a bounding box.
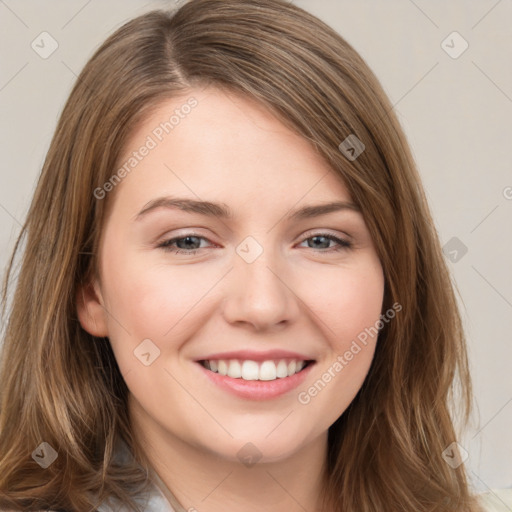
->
[157,232,352,255]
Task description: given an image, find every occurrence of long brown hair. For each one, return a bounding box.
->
[0,0,482,510]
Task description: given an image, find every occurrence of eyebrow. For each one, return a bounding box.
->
[134,196,360,222]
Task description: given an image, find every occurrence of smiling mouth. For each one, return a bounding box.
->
[199,358,315,381]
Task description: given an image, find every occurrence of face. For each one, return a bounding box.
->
[78,86,384,465]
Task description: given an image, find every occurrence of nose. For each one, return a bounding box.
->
[221,244,300,332]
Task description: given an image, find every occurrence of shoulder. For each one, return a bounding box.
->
[478,488,512,511]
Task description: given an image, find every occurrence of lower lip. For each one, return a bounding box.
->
[196,362,315,400]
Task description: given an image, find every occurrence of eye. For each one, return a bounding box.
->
[158,234,214,253]
[157,232,352,255]
[298,233,352,252]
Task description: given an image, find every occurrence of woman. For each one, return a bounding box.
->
[0,0,491,510]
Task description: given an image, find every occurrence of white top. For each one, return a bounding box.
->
[96,439,181,512]
[97,484,176,512]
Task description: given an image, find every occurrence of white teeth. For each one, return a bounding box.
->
[227,360,242,378]
[259,361,276,381]
[202,358,309,381]
[276,360,289,378]
[241,360,259,380]
[218,360,228,376]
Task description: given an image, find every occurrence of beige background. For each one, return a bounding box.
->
[0,0,511,497]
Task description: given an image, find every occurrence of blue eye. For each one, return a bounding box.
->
[158,234,209,253]
[298,234,352,252]
[158,232,352,254]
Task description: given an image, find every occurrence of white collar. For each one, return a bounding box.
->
[96,438,184,512]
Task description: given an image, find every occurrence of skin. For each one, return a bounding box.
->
[77,86,384,512]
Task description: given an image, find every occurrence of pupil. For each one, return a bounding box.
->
[179,236,200,250]
[311,236,328,249]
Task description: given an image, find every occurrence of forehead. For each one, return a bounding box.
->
[110,86,352,212]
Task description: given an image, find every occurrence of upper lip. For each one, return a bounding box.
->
[195,350,315,362]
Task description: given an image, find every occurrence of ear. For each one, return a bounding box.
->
[76,277,109,337]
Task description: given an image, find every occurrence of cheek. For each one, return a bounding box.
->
[294,261,384,425]
[100,249,218,353]
[304,258,384,351]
